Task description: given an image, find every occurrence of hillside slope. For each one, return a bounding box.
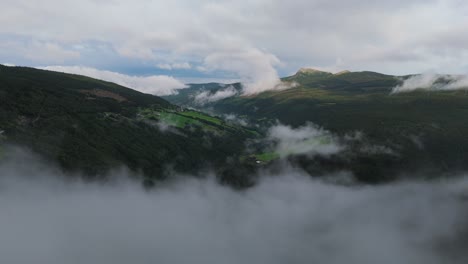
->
[163,69,468,181]
[0,65,257,186]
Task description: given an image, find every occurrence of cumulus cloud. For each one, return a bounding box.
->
[222,114,249,126]
[40,66,188,96]
[393,73,468,93]
[194,85,239,105]
[266,124,398,159]
[0,40,80,64]
[157,62,192,70]
[202,48,285,94]
[25,42,80,63]
[0,147,467,264]
[268,123,343,158]
[2,0,468,76]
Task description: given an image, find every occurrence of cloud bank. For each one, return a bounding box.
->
[0,147,467,264]
[266,124,398,160]
[194,85,239,105]
[157,62,192,70]
[40,66,188,96]
[2,0,468,77]
[222,114,249,126]
[393,73,468,93]
[267,123,343,158]
[201,48,291,94]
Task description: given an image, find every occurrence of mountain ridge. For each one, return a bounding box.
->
[3,65,468,184]
[163,67,468,182]
[0,65,258,187]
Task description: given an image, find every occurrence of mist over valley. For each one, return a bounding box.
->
[2,0,468,262]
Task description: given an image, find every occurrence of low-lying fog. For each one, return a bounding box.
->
[0,147,467,264]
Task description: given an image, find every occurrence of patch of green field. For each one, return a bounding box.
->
[305,136,333,145]
[277,136,335,157]
[138,108,201,129]
[254,152,280,162]
[139,108,226,128]
[159,112,201,128]
[244,129,261,137]
[179,111,223,125]
[138,108,261,137]
[138,108,160,120]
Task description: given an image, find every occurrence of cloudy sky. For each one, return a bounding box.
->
[1,0,468,93]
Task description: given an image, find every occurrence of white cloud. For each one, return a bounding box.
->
[157,64,173,70]
[1,0,468,78]
[393,73,468,93]
[393,74,440,93]
[0,40,80,64]
[173,62,192,70]
[268,123,343,158]
[194,85,239,105]
[202,48,294,94]
[0,147,467,264]
[41,66,188,96]
[222,114,249,126]
[25,42,80,63]
[157,62,192,70]
[180,77,242,84]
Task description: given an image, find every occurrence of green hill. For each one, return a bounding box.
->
[163,69,468,182]
[0,65,258,186]
[4,65,467,184]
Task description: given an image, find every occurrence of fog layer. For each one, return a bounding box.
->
[0,148,467,264]
[393,73,468,93]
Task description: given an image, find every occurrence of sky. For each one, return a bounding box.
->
[1,0,468,94]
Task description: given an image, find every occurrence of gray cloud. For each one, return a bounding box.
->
[201,48,291,94]
[0,40,80,64]
[222,114,249,126]
[2,0,467,85]
[157,62,192,70]
[0,147,467,264]
[393,73,468,93]
[266,124,399,159]
[40,66,188,96]
[194,85,239,105]
[267,123,344,158]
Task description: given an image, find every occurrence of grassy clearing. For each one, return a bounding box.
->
[179,111,223,125]
[159,112,201,128]
[254,152,280,162]
[145,109,225,129]
[138,108,261,138]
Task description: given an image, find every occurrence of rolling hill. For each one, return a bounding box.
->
[3,65,468,184]
[0,65,259,187]
[163,68,468,182]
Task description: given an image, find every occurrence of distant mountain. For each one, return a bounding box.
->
[164,68,400,107]
[283,68,398,92]
[0,65,258,187]
[163,68,468,182]
[4,65,467,185]
[164,82,243,107]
